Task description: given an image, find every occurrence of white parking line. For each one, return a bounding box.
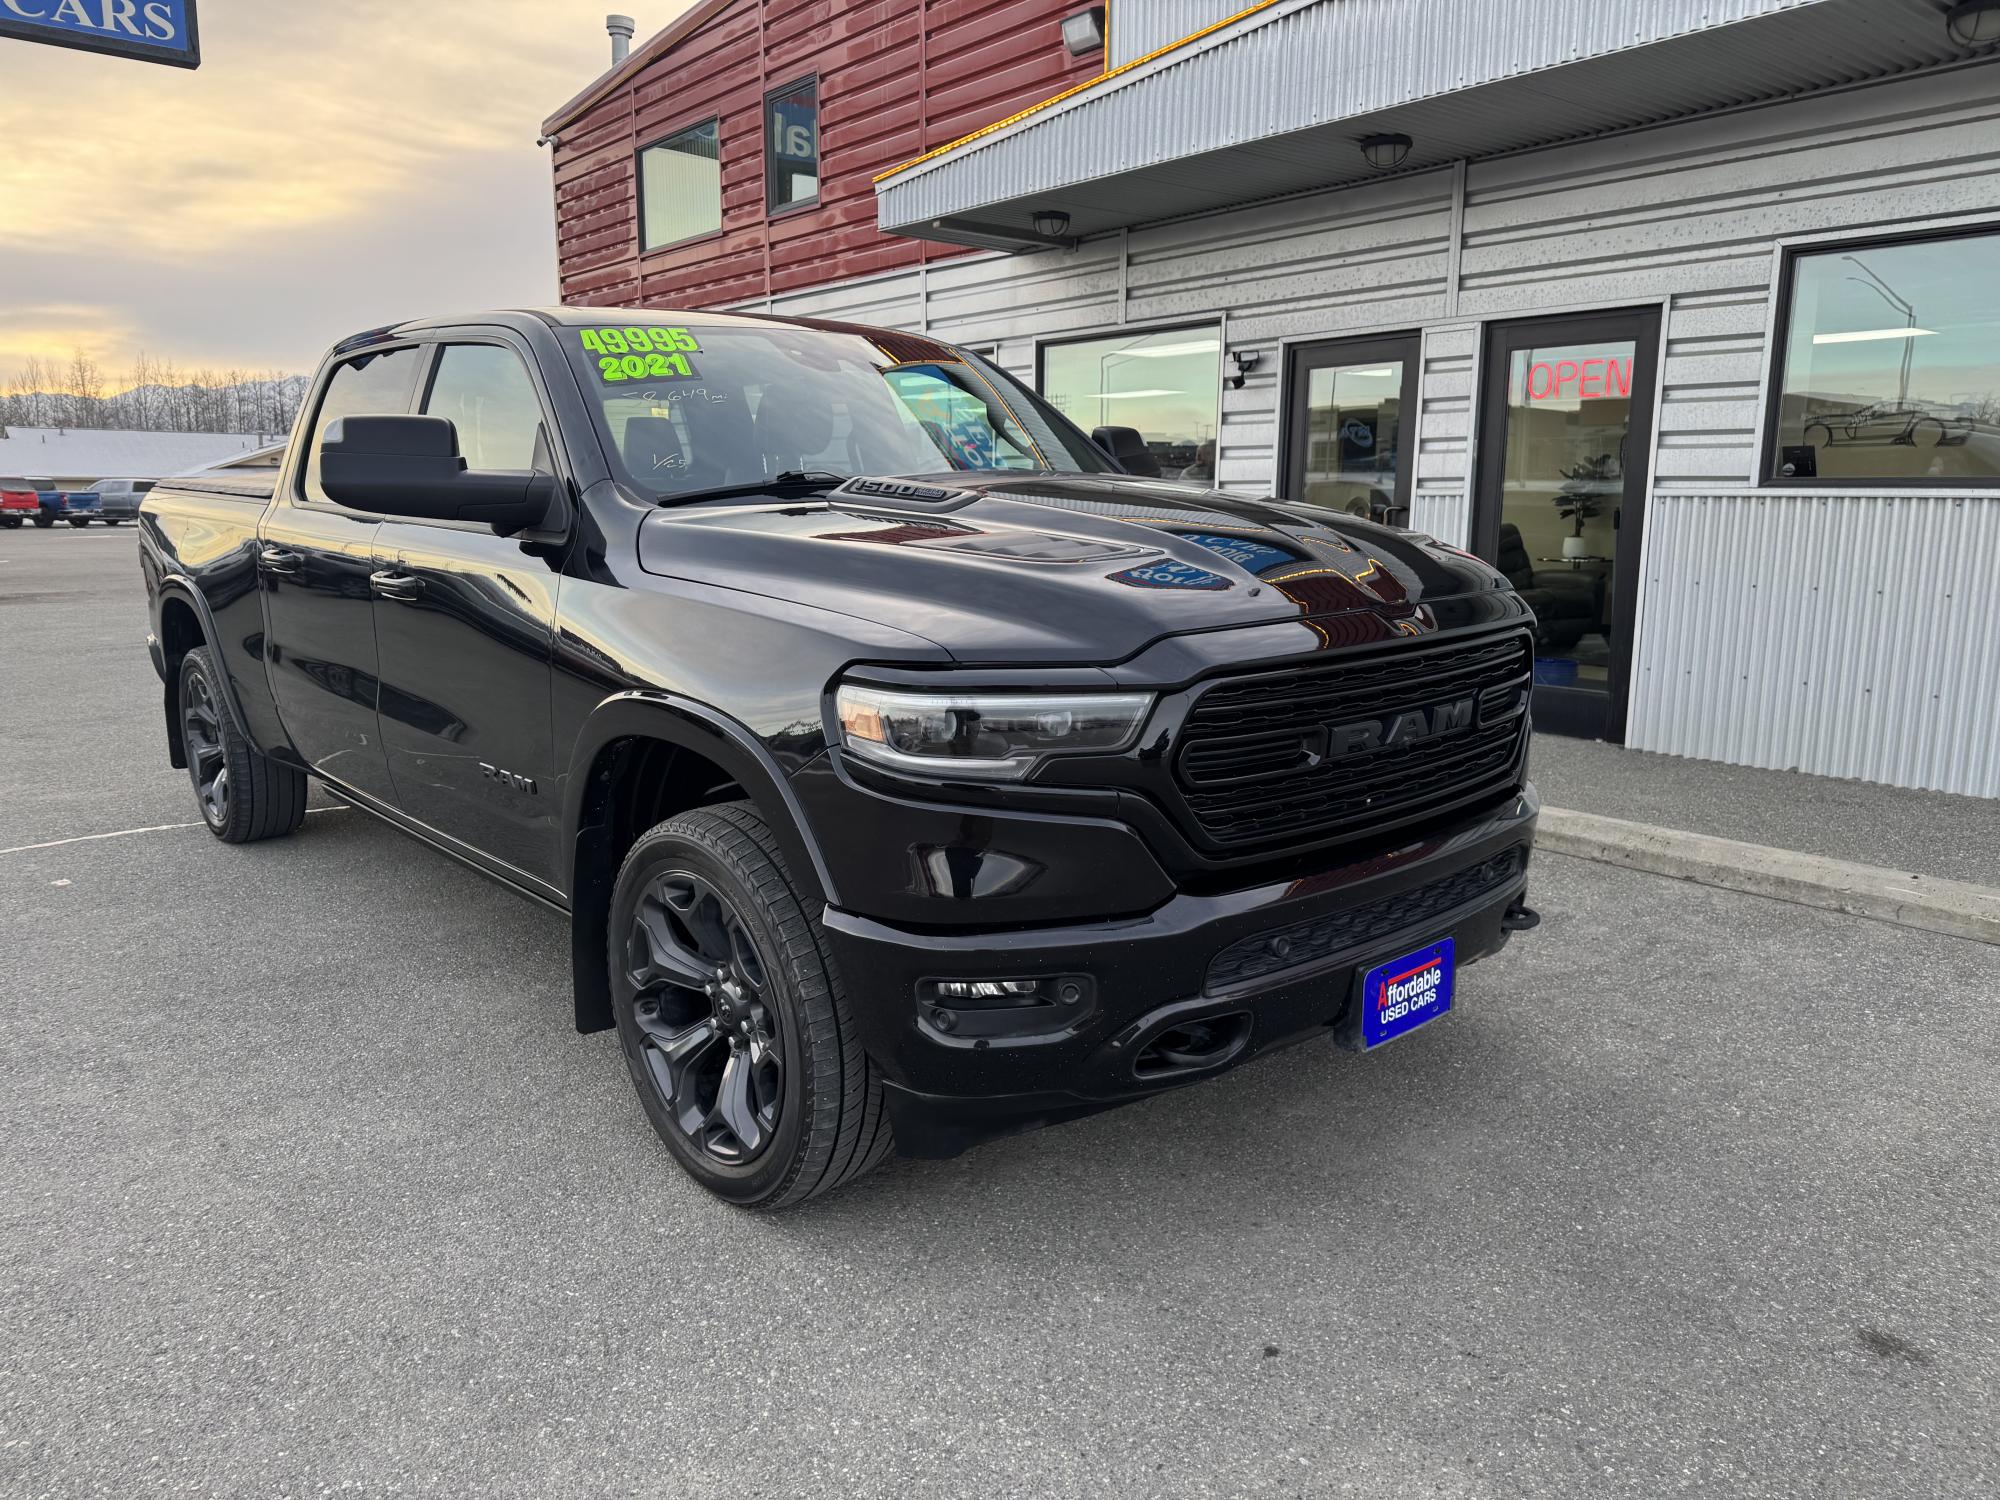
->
[0,806,347,858]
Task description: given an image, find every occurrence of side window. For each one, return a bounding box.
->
[423,344,546,472]
[302,346,420,504]
[765,78,818,213]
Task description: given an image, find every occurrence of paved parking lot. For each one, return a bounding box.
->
[3,526,1997,1498]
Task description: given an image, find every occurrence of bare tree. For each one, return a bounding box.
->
[0,354,309,436]
[64,349,106,429]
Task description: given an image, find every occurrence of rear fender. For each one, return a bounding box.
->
[154,578,260,768]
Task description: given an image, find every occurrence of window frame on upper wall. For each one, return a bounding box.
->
[1761,221,2000,491]
[763,75,820,217]
[636,115,725,255]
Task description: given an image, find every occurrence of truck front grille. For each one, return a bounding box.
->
[1172,629,1531,852]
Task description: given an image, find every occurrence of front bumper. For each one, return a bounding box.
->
[820,785,1539,1158]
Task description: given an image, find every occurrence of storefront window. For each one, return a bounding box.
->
[1771,228,2000,483]
[1039,327,1221,479]
[639,119,722,251]
[765,79,818,212]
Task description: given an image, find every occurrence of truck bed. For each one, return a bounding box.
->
[157,474,277,504]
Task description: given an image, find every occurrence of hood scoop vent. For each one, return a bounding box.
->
[829,476,981,511]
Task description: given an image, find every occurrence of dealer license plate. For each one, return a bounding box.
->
[1360,938,1455,1048]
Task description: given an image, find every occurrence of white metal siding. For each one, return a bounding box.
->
[751,63,2000,795]
[1629,493,2000,796]
[1107,1,1252,69]
[880,0,1903,232]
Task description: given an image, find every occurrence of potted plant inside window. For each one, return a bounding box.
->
[1554,452,1617,559]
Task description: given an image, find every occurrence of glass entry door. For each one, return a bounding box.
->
[1472,309,1660,740]
[1283,333,1420,525]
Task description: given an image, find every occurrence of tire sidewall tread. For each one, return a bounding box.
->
[178,646,307,844]
[609,801,889,1210]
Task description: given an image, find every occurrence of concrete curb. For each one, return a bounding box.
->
[1537,807,2000,946]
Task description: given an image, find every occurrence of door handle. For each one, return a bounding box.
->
[369,569,425,601]
[258,546,302,576]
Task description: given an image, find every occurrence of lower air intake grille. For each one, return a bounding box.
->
[1206,847,1526,992]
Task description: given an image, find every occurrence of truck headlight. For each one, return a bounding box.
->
[834,684,1153,780]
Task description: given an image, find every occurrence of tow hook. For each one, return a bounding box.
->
[1501,900,1541,933]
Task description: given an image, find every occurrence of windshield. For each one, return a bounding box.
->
[561,320,1111,501]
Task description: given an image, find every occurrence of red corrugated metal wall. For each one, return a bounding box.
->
[550,0,1100,309]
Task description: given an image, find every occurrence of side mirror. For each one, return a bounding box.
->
[319,415,560,536]
[1091,425,1160,478]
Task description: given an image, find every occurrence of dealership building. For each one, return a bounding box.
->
[544,0,2000,798]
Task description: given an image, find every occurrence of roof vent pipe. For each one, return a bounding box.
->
[607,14,635,66]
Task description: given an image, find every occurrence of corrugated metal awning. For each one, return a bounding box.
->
[875,0,1993,249]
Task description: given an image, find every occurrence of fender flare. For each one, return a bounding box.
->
[154,576,262,762]
[562,690,839,1033]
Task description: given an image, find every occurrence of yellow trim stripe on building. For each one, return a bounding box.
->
[872,0,1280,185]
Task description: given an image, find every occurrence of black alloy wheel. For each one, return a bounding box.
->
[608,803,893,1208]
[175,646,308,843]
[182,662,231,829]
[625,869,785,1164]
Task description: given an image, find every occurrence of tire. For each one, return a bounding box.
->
[103,518,123,527]
[177,646,309,843]
[0,517,20,529]
[32,516,54,528]
[67,517,89,528]
[609,801,892,1209]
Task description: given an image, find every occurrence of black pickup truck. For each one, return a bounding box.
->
[138,309,1540,1208]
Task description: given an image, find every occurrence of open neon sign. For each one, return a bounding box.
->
[1526,356,1632,402]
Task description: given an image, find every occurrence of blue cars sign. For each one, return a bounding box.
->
[0,0,199,69]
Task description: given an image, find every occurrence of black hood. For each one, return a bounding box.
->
[637,472,1513,663]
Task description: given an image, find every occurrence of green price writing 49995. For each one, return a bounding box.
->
[580,326,702,383]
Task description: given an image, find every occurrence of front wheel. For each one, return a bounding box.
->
[103,518,123,527]
[32,516,54,528]
[178,646,308,843]
[0,517,20,529]
[609,802,892,1209]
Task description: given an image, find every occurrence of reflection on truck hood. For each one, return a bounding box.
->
[635,471,1511,663]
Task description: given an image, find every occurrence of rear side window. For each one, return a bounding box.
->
[302,346,421,504]
[422,345,546,472]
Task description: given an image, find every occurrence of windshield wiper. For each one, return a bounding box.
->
[654,470,848,507]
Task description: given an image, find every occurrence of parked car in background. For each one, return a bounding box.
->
[27,480,62,527]
[91,478,156,525]
[57,488,102,527]
[0,476,40,528]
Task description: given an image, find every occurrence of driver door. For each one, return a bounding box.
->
[367,339,567,888]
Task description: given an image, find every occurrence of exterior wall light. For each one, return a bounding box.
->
[1946,1,2000,44]
[1359,133,1414,170]
[1061,7,1106,58]
[1033,209,1072,239]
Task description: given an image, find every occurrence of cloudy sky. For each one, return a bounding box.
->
[0,1,691,384]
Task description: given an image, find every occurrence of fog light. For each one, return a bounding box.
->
[935,979,1041,1002]
[921,975,1094,1010]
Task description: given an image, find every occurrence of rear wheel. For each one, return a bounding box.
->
[67,517,89,528]
[103,518,123,527]
[609,802,892,1209]
[178,646,308,843]
[0,517,19,529]
[32,516,53,528]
